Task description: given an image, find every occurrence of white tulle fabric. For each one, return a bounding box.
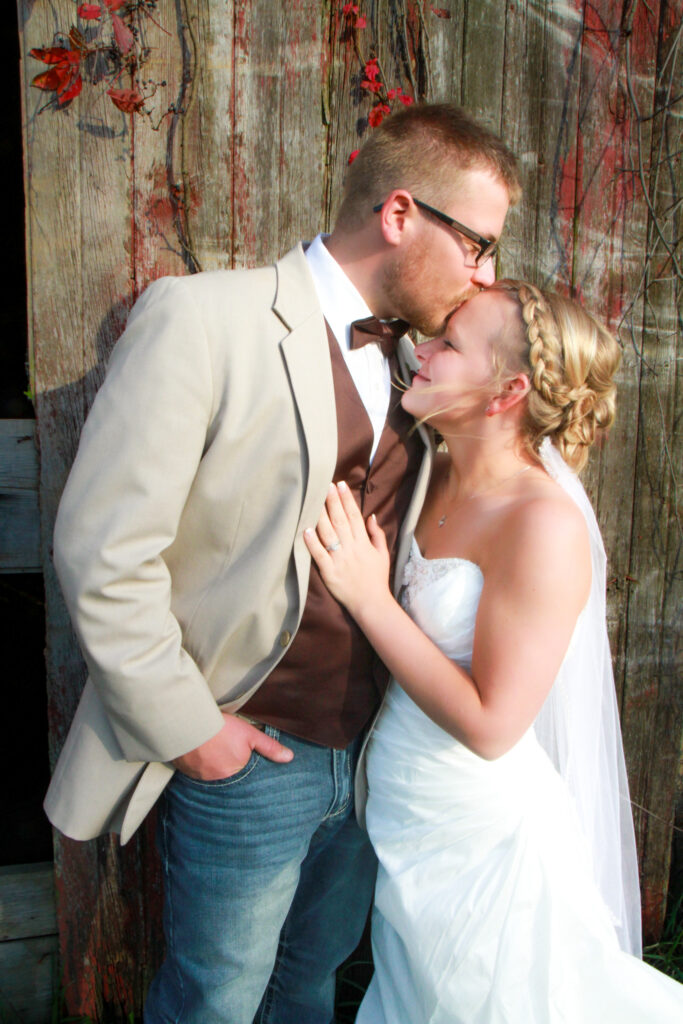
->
[534,438,642,955]
[355,441,683,1023]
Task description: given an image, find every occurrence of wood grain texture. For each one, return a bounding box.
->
[15,0,682,1015]
[0,862,56,942]
[0,935,57,1024]
[619,0,682,940]
[0,420,39,571]
[0,865,55,1024]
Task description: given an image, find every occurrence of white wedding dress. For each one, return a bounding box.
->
[355,536,683,1023]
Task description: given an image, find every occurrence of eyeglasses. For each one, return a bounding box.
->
[373,197,498,267]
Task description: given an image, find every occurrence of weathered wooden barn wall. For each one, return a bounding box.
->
[15,0,681,1018]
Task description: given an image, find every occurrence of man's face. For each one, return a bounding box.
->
[382,168,511,336]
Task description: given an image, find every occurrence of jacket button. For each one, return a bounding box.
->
[279,629,292,648]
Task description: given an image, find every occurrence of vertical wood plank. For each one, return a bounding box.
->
[190,1,236,270]
[425,1,464,103]
[18,0,88,765]
[498,0,584,284]
[568,0,653,690]
[459,0,507,132]
[132,0,192,289]
[19,4,98,1018]
[0,420,40,571]
[230,0,328,267]
[276,0,329,251]
[232,0,291,266]
[322,2,361,226]
[620,0,682,941]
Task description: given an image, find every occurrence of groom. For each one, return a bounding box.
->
[45,104,520,1023]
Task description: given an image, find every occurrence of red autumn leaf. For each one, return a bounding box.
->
[355,15,367,28]
[30,47,82,106]
[69,26,89,52]
[431,7,451,17]
[104,0,127,10]
[32,65,82,105]
[363,58,380,80]
[58,70,83,105]
[398,94,414,105]
[29,46,80,66]
[77,3,102,18]
[348,149,360,164]
[361,79,381,93]
[108,87,145,113]
[111,13,135,53]
[387,86,402,99]
[368,103,390,128]
[342,3,359,16]
[31,67,65,91]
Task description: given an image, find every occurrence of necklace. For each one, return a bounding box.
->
[437,464,531,527]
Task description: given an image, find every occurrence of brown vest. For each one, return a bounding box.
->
[242,323,422,747]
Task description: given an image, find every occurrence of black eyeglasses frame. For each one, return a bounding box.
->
[372,197,498,267]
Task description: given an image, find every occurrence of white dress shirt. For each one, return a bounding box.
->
[305,234,393,462]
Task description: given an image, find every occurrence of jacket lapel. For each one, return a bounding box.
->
[273,246,338,599]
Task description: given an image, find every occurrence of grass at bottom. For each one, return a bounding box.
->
[335,952,373,1023]
[644,890,683,983]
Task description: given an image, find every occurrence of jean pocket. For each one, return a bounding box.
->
[173,723,281,789]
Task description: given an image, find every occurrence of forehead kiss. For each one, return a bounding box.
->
[441,287,519,352]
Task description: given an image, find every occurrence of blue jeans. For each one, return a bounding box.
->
[144,726,377,1024]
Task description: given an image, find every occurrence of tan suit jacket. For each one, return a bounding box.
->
[44,244,433,844]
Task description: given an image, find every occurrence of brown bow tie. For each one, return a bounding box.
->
[349,316,409,357]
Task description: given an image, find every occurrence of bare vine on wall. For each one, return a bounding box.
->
[27,0,201,274]
[339,1,450,160]
[620,9,682,544]
[340,2,449,161]
[342,0,415,164]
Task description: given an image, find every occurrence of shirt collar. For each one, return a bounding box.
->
[305,234,373,349]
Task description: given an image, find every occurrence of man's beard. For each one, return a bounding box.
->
[381,244,480,337]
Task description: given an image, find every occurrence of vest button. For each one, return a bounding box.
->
[279,629,292,648]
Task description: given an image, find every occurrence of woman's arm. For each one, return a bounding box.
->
[305,481,590,759]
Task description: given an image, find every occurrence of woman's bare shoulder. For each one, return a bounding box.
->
[482,475,591,600]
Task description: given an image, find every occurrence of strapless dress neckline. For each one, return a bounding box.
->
[355,534,683,1023]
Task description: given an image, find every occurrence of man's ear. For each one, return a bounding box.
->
[376,190,415,246]
[486,373,530,416]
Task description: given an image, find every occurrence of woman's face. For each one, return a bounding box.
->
[401,289,518,430]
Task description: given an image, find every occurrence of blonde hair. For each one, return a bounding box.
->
[491,281,621,472]
[336,104,521,230]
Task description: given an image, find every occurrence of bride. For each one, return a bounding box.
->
[304,281,683,1022]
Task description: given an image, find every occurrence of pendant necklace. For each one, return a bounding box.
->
[437,464,531,528]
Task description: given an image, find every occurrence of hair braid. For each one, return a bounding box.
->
[492,280,621,472]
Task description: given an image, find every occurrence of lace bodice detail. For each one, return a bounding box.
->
[400,538,483,672]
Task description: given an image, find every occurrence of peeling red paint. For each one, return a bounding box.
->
[57,830,162,1019]
[234,6,249,57]
[582,3,617,60]
[642,882,667,944]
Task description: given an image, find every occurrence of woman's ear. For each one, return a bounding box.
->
[486,373,530,416]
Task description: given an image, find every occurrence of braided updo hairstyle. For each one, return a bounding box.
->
[491,280,621,472]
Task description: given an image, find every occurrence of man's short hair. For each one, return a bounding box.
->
[335,103,521,230]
